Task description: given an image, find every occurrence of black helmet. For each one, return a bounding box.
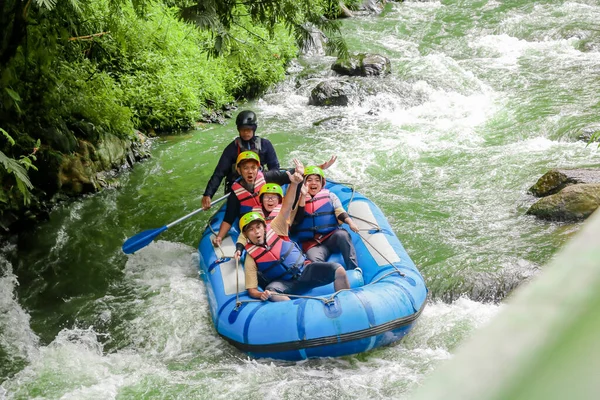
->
[236,110,257,128]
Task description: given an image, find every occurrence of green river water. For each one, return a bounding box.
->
[2,1,600,398]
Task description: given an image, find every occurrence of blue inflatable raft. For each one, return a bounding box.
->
[198,180,428,360]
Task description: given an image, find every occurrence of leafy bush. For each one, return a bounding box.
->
[0,0,303,225]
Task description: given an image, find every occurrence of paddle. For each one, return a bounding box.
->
[122,193,230,254]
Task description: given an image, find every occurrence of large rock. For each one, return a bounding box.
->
[300,25,327,56]
[360,0,384,13]
[57,132,151,197]
[529,168,600,197]
[338,2,353,18]
[332,53,391,77]
[526,184,600,221]
[309,80,355,107]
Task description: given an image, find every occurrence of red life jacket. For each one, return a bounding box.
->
[293,189,338,250]
[231,172,266,215]
[252,204,282,227]
[245,227,305,284]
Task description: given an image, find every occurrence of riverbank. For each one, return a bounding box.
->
[0,0,300,235]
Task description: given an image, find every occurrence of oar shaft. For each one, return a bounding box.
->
[165,193,229,228]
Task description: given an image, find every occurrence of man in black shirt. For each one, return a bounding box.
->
[202,110,280,210]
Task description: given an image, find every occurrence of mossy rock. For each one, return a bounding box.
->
[526,184,600,221]
[332,53,391,77]
[529,168,600,197]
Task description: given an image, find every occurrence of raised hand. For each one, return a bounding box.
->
[320,155,337,170]
[292,158,305,176]
[289,171,304,184]
[300,182,308,197]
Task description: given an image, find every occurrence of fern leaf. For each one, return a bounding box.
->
[0,151,34,190]
[0,128,15,146]
[34,0,57,10]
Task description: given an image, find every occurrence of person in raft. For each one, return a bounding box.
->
[211,151,295,247]
[237,161,351,302]
[233,181,309,259]
[212,152,338,247]
[202,110,279,210]
[291,166,360,270]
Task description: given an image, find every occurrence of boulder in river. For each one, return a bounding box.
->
[309,80,355,107]
[526,184,600,221]
[58,132,151,197]
[526,168,600,221]
[529,168,600,197]
[332,53,391,77]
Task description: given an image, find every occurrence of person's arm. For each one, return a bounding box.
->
[278,159,304,224]
[213,222,232,247]
[261,139,280,171]
[331,192,359,233]
[264,168,294,185]
[212,195,239,246]
[292,183,308,226]
[234,235,246,261]
[244,257,272,301]
[203,142,236,209]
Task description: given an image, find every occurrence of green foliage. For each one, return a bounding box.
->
[226,17,298,97]
[179,0,347,59]
[0,128,39,205]
[343,0,363,12]
[0,0,345,224]
[110,4,235,130]
[57,60,135,139]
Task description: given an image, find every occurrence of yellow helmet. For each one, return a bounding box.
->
[304,165,325,181]
[259,184,283,201]
[239,212,266,232]
[236,151,261,168]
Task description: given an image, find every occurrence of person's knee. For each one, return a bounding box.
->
[332,229,352,246]
[334,229,351,240]
[265,282,287,294]
[334,264,350,289]
[307,247,326,262]
[334,264,346,277]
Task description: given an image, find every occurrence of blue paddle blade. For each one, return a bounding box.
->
[122,225,168,254]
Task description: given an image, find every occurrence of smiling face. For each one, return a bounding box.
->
[261,193,281,213]
[244,220,266,245]
[237,160,260,184]
[305,174,323,196]
[238,127,255,141]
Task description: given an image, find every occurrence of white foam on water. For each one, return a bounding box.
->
[116,240,232,361]
[1,240,226,398]
[1,237,502,400]
[0,254,40,375]
[499,1,600,41]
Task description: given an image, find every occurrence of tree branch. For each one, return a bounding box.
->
[68,32,110,41]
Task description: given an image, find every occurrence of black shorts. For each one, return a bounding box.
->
[265,262,341,294]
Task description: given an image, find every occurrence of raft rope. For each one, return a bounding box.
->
[341,181,406,278]
[235,257,241,309]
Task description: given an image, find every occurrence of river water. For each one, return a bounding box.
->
[2,1,600,398]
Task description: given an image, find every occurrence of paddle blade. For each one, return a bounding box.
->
[122,226,168,254]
